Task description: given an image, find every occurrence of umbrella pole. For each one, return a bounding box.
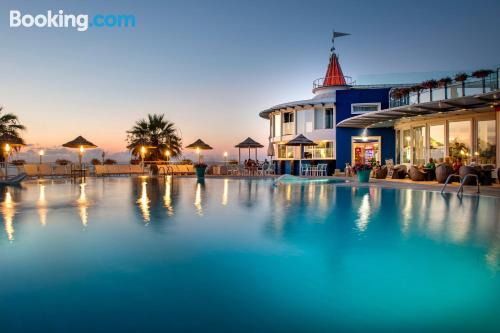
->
[248,147,250,159]
[238,148,241,165]
[255,148,257,161]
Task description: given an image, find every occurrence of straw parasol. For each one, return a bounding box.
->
[0,133,25,179]
[267,138,275,162]
[186,139,213,164]
[285,134,317,175]
[62,135,97,165]
[234,137,264,164]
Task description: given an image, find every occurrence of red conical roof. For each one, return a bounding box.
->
[323,52,346,86]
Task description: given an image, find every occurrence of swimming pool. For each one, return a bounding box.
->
[0,177,499,332]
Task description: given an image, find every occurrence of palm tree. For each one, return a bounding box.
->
[126,114,182,161]
[0,107,26,162]
[410,85,422,103]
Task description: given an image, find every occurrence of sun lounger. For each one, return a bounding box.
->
[117,164,131,175]
[22,164,39,177]
[130,165,143,174]
[38,164,53,177]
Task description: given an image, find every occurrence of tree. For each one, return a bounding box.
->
[0,107,26,161]
[454,73,468,96]
[438,77,452,99]
[126,114,182,161]
[472,69,494,93]
[421,80,438,102]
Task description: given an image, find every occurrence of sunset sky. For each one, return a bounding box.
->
[1,0,499,161]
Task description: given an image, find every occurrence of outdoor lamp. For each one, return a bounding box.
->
[39,149,44,164]
[165,150,171,163]
[5,144,10,153]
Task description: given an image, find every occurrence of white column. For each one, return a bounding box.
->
[496,109,500,169]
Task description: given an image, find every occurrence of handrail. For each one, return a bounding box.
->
[313,76,355,89]
[441,173,480,195]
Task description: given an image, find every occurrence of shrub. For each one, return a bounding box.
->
[56,159,70,165]
[91,158,101,165]
[103,159,117,165]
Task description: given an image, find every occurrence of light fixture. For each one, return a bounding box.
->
[165,150,171,157]
[4,144,10,153]
[223,152,228,157]
[141,146,146,154]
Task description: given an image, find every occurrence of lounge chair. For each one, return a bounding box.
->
[130,165,143,174]
[391,165,407,179]
[118,164,131,175]
[435,164,453,183]
[459,166,479,185]
[94,165,106,176]
[409,166,427,181]
[0,173,27,186]
[22,164,39,178]
[375,165,388,179]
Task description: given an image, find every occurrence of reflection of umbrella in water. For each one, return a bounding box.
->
[62,136,97,165]
[235,137,264,164]
[185,139,213,164]
[285,134,317,175]
[0,133,25,179]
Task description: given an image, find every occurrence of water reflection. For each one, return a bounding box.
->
[355,193,371,233]
[137,179,151,223]
[2,189,16,241]
[77,182,89,228]
[164,176,174,216]
[38,184,48,226]
[194,181,205,216]
[222,178,229,206]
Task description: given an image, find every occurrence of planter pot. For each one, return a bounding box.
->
[357,169,371,183]
[195,166,207,179]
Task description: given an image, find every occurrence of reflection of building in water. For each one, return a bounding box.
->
[163,176,174,215]
[2,190,16,241]
[222,178,229,206]
[77,183,89,227]
[137,179,151,223]
[38,184,48,226]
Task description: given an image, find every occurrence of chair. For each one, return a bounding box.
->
[94,165,106,176]
[301,163,310,176]
[391,165,407,179]
[435,164,453,183]
[317,164,327,176]
[186,165,195,175]
[409,166,427,181]
[130,164,143,174]
[459,166,479,185]
[375,165,388,179]
[118,164,131,175]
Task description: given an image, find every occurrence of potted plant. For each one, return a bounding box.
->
[354,163,373,183]
[454,73,468,96]
[421,79,438,101]
[194,162,207,179]
[438,77,452,99]
[472,69,494,93]
[410,85,422,103]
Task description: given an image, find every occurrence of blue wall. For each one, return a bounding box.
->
[335,88,395,169]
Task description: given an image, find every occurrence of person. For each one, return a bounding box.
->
[469,157,478,167]
[425,158,435,170]
[452,157,463,174]
[443,156,452,167]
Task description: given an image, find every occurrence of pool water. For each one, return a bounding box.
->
[0,177,499,332]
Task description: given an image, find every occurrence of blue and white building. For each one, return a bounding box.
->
[260,33,500,175]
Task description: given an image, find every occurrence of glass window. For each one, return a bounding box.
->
[395,130,401,164]
[277,144,286,158]
[282,112,294,135]
[325,109,334,129]
[476,120,496,165]
[314,109,324,130]
[305,110,314,133]
[351,103,380,114]
[304,141,334,159]
[402,129,411,163]
[296,110,306,134]
[429,124,445,163]
[283,112,294,123]
[413,126,426,165]
[273,114,281,137]
[448,121,471,162]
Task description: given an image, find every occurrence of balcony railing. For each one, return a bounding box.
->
[389,68,499,108]
[313,76,355,90]
[282,122,295,136]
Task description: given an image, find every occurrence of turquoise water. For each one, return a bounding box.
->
[0,177,499,332]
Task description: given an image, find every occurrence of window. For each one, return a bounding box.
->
[283,112,294,135]
[325,109,334,129]
[304,141,334,159]
[314,109,324,129]
[448,121,471,162]
[412,126,426,165]
[429,124,445,162]
[273,114,281,137]
[283,112,294,123]
[476,120,496,164]
[351,103,381,114]
[277,144,295,159]
[402,129,411,163]
[396,130,401,164]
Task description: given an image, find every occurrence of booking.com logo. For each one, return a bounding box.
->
[9,10,135,32]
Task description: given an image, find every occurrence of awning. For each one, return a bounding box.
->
[337,90,499,128]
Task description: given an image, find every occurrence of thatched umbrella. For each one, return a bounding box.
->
[186,139,213,164]
[0,133,25,179]
[62,136,97,166]
[267,138,275,162]
[235,137,264,164]
[285,134,317,175]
